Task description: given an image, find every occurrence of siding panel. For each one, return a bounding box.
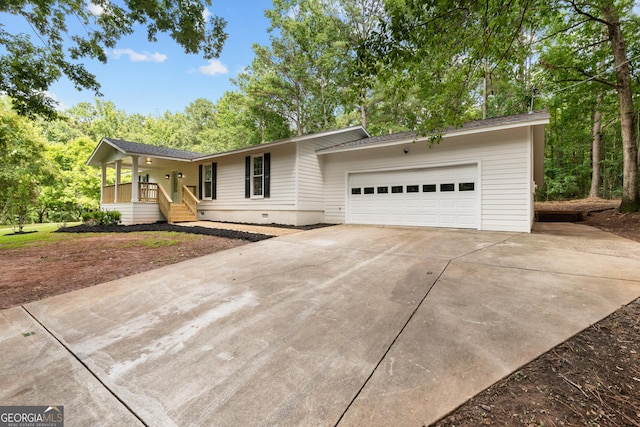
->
[322,127,534,232]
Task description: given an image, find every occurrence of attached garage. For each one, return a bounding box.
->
[348,164,479,228]
[319,111,550,233]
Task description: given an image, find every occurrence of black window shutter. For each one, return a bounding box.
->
[264,152,271,198]
[198,164,203,199]
[212,162,217,200]
[245,156,251,198]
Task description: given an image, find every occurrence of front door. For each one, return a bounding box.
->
[171,171,180,203]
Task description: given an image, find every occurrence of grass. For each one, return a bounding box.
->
[1,224,202,251]
[121,232,186,249]
[0,222,81,249]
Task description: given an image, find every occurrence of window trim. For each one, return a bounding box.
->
[202,164,213,200]
[251,154,264,198]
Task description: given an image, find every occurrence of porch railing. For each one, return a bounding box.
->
[102,182,159,203]
[139,182,158,203]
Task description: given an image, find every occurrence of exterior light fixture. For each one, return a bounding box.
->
[403,148,409,154]
[178,172,183,179]
[165,174,170,179]
[145,157,152,164]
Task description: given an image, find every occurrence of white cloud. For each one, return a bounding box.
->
[197,59,229,76]
[87,1,105,16]
[202,8,212,21]
[112,48,167,63]
[44,91,66,111]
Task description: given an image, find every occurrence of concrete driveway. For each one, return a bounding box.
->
[2,223,640,426]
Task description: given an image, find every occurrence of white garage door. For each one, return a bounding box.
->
[348,164,479,228]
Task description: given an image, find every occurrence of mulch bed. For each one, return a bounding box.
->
[57,222,273,242]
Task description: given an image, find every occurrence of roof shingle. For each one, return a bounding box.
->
[318,111,550,153]
[104,138,205,160]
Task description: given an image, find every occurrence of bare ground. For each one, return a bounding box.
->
[0,231,251,310]
[1,202,639,426]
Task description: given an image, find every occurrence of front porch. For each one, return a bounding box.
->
[101,182,198,225]
[87,138,206,225]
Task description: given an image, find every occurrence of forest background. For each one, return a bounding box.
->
[1,0,639,226]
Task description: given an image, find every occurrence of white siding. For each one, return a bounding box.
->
[322,127,534,232]
[101,203,163,225]
[295,137,347,212]
[196,143,299,224]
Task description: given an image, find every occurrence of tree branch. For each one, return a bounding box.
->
[566,0,610,27]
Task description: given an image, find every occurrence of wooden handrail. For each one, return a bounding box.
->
[182,185,199,216]
[158,185,172,222]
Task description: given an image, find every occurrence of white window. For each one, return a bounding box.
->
[252,154,264,198]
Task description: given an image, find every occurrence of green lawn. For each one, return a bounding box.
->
[0,222,81,249]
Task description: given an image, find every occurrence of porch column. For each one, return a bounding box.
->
[131,155,139,202]
[101,164,107,204]
[114,160,122,203]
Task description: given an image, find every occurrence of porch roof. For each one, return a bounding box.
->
[87,138,205,167]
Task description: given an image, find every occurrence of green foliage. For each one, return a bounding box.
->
[0,0,228,120]
[0,100,55,231]
[81,210,121,226]
[1,0,638,215]
[0,223,78,249]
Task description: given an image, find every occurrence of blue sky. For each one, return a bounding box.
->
[7,1,274,115]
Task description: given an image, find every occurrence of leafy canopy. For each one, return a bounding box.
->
[0,0,228,120]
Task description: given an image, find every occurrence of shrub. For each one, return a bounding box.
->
[81,210,122,226]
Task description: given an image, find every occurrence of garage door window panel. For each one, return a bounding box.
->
[423,184,437,192]
[440,183,455,192]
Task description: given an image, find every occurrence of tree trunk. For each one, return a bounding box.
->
[601,3,639,211]
[360,87,367,128]
[482,69,488,120]
[589,94,603,199]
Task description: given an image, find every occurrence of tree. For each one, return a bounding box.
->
[367,0,638,209]
[596,1,639,211]
[236,0,350,136]
[367,0,542,131]
[0,0,228,120]
[540,0,639,209]
[340,0,386,128]
[41,137,101,222]
[0,100,54,231]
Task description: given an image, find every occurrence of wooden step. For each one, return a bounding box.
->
[168,202,197,223]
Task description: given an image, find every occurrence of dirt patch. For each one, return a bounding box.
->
[0,232,250,310]
[434,298,640,427]
[434,199,640,426]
